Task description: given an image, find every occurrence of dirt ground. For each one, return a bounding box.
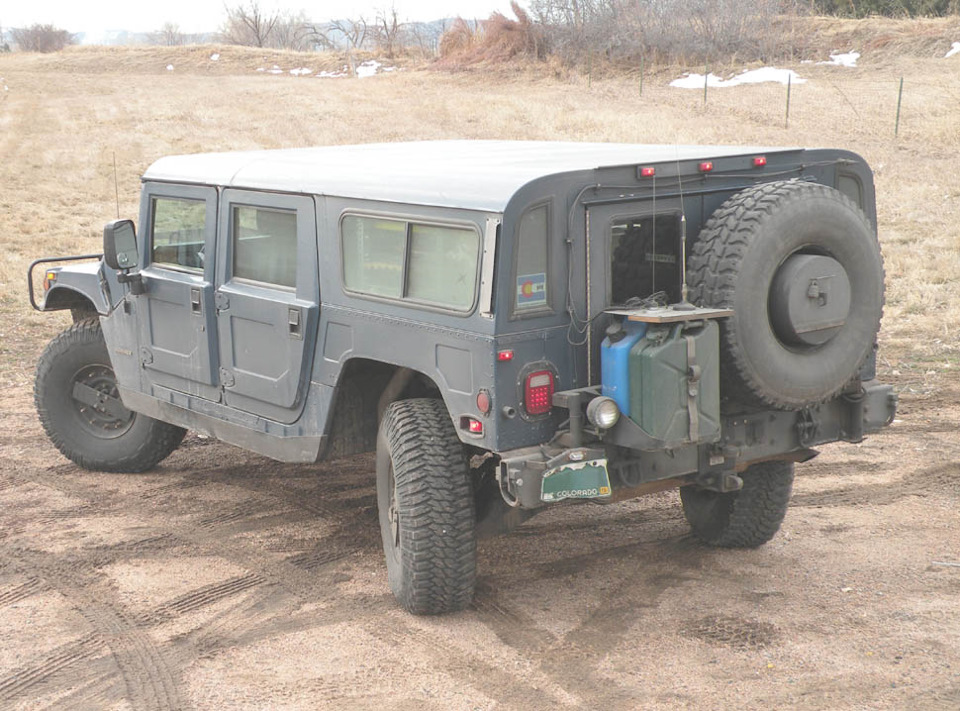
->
[1,42,959,710]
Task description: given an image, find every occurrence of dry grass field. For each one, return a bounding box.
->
[1,29,959,710]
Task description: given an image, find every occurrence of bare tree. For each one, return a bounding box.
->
[372,6,404,57]
[0,20,9,52]
[221,2,279,48]
[11,24,75,52]
[272,11,312,51]
[152,22,185,46]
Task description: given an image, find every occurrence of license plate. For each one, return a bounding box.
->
[541,459,612,503]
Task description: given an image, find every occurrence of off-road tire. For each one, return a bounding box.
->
[376,398,476,615]
[35,320,186,472]
[688,180,884,409]
[680,460,794,548]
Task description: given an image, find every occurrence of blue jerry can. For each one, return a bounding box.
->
[600,321,647,417]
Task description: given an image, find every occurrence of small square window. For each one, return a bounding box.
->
[151,197,206,271]
[233,206,297,288]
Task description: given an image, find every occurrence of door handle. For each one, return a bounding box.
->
[190,287,202,314]
[288,308,302,340]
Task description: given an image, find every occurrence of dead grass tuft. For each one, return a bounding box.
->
[437,2,545,68]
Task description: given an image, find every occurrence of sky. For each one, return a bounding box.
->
[1,1,523,39]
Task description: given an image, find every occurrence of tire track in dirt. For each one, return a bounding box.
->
[0,633,104,704]
[792,462,960,509]
[8,547,185,711]
[0,576,44,606]
[471,534,705,709]
[140,573,265,625]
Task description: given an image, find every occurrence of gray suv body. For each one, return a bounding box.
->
[30,141,895,614]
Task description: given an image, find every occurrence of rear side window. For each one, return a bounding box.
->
[514,203,550,314]
[341,214,480,312]
[232,206,297,288]
[151,197,206,272]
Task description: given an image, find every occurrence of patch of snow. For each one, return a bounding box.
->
[166,64,174,71]
[267,65,283,75]
[356,60,382,78]
[316,69,348,78]
[210,53,220,61]
[818,51,859,67]
[289,67,313,76]
[256,67,265,72]
[946,42,960,59]
[670,67,805,89]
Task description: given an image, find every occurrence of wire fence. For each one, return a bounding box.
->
[616,69,960,143]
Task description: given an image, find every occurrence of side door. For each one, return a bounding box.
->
[215,190,319,424]
[137,183,220,401]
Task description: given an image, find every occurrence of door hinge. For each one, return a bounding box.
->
[215,292,230,311]
[140,347,154,366]
[219,368,235,388]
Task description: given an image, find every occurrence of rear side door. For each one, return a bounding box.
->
[138,183,220,401]
[214,190,319,424]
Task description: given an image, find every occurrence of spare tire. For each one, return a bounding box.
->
[688,180,884,409]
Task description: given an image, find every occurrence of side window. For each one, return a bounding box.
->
[232,205,297,288]
[407,223,478,310]
[341,214,481,312]
[513,203,550,314]
[151,197,206,272]
[341,215,405,298]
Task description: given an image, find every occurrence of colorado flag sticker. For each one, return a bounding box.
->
[517,273,547,307]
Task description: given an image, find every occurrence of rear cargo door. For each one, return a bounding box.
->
[584,200,684,382]
[214,190,319,424]
[138,183,220,401]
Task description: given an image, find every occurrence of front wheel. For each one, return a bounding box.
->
[376,398,476,615]
[680,460,794,548]
[34,320,186,472]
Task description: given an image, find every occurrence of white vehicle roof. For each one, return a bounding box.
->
[142,140,793,212]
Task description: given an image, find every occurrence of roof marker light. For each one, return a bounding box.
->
[753,156,767,167]
[497,350,514,362]
[699,161,714,173]
[640,166,656,178]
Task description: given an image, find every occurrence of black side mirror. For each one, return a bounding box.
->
[103,219,139,271]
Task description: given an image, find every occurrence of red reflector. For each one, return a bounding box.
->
[476,390,491,415]
[497,350,514,362]
[753,156,767,167]
[524,370,555,416]
[460,416,483,434]
[640,166,655,177]
[699,161,714,172]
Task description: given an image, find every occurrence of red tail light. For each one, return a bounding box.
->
[524,370,555,415]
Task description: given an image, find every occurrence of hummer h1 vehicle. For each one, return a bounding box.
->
[29,141,895,615]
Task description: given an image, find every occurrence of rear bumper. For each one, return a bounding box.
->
[498,380,896,510]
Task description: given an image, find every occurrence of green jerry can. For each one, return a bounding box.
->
[627,319,721,445]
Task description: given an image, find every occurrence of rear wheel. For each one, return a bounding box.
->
[35,320,185,472]
[680,460,794,548]
[376,398,476,615]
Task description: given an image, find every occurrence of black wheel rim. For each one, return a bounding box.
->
[69,363,135,438]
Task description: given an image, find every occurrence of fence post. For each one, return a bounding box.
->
[895,77,904,137]
[785,73,792,129]
[703,62,708,105]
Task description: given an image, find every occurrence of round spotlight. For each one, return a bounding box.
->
[586,396,620,429]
